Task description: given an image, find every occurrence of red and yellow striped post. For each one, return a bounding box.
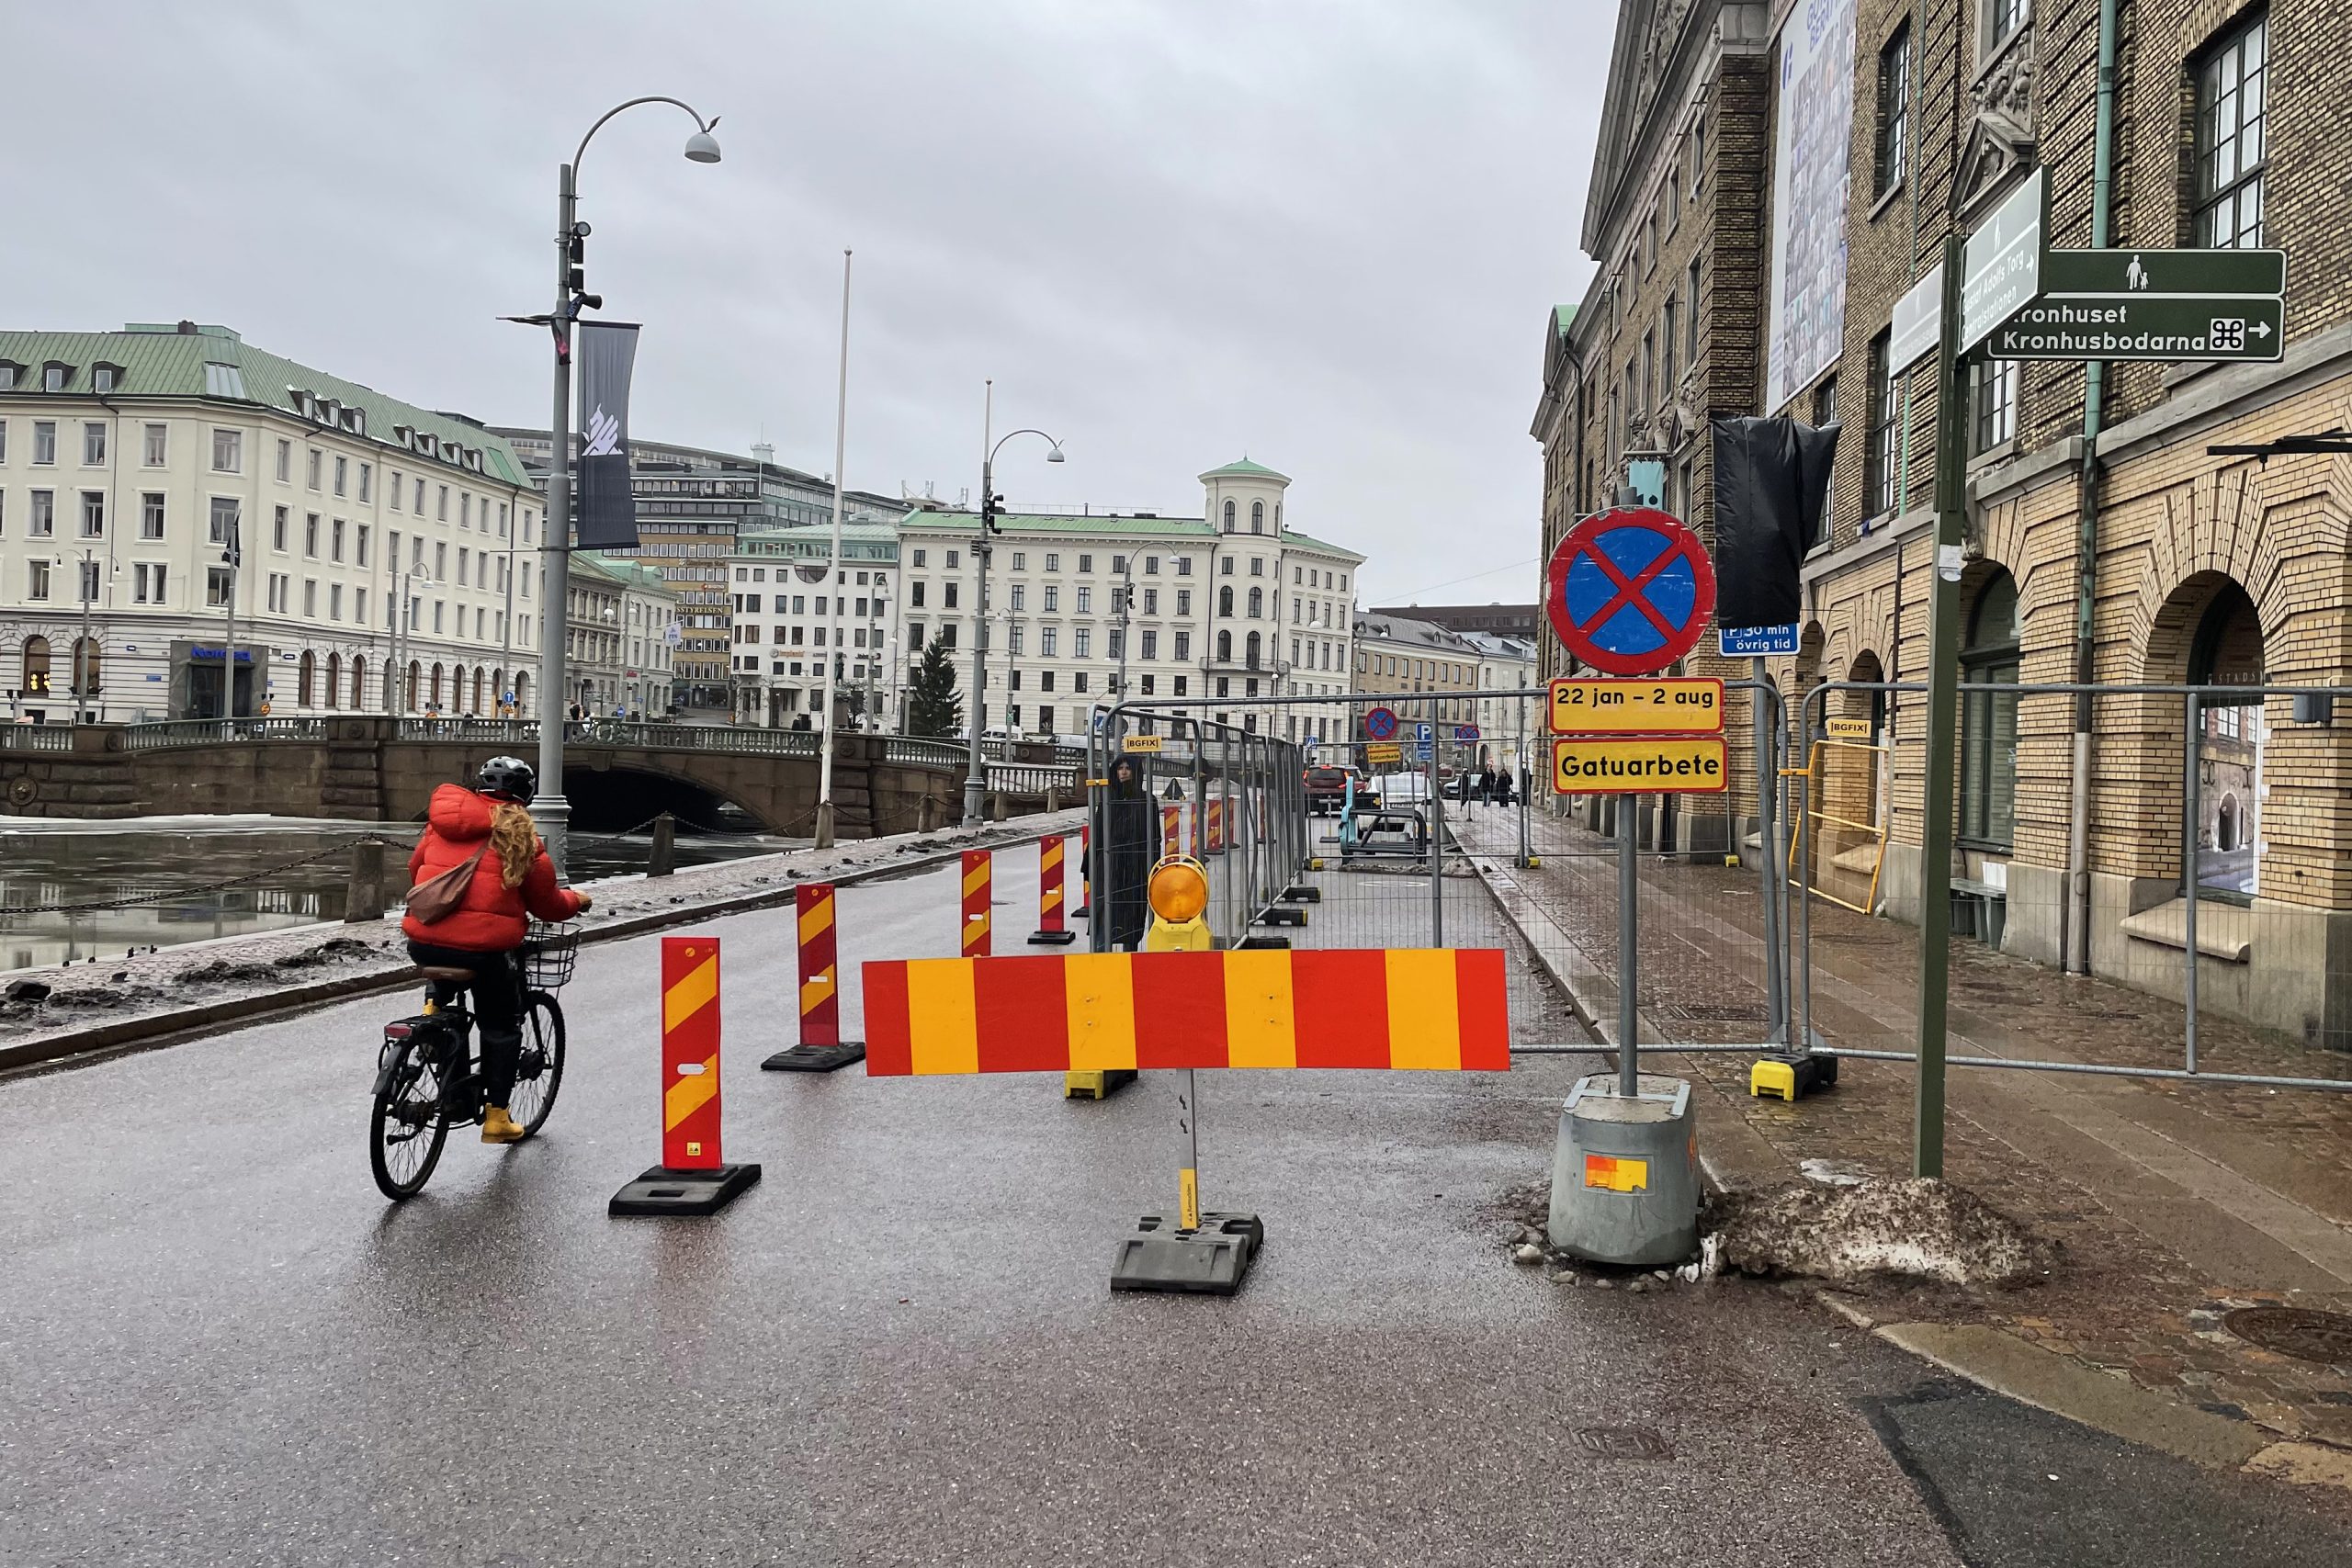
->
[1073,824,1091,919]
[1161,804,1181,856]
[761,885,869,1071]
[1205,797,1227,855]
[961,849,992,958]
[662,936,723,1169]
[1030,835,1076,945]
[610,933,761,1214]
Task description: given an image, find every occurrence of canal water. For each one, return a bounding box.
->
[0,816,796,974]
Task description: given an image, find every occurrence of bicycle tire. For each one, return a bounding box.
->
[509,991,566,1138]
[369,1038,451,1201]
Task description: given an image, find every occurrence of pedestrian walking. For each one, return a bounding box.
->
[1478,765,1496,806]
[1085,756,1157,951]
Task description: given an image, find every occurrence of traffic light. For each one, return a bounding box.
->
[981,491,1004,535]
[566,223,602,313]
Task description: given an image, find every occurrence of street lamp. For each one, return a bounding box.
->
[391,564,435,718]
[962,401,1065,827]
[521,96,721,872]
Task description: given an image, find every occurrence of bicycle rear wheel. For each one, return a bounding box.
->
[370,1038,451,1200]
[509,991,566,1138]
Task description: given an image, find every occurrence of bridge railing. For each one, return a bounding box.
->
[602,722,820,756]
[885,737,972,771]
[119,717,334,750]
[986,761,1082,795]
[1,724,75,751]
[399,717,538,744]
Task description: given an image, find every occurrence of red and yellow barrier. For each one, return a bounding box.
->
[662,936,725,1168]
[1161,804,1182,857]
[1204,797,1227,855]
[797,883,841,1047]
[1073,824,1091,918]
[863,948,1510,1076]
[1030,834,1076,945]
[961,849,991,958]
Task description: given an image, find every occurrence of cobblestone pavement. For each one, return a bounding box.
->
[1453,806,2352,1454]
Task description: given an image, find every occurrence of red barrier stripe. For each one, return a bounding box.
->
[1453,948,1511,1070]
[864,959,913,1075]
[975,950,1070,1073]
[1292,950,1391,1067]
[1133,950,1229,1070]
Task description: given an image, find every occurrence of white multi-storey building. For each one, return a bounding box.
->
[567,551,681,718]
[893,457,1363,749]
[0,322,541,723]
[725,521,901,729]
[1464,629,1540,773]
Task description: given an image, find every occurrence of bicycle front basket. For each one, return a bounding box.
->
[521,922,581,989]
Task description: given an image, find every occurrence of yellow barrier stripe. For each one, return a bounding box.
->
[798,897,833,946]
[1223,949,1296,1068]
[1042,843,1062,867]
[798,976,831,1016]
[906,958,979,1075]
[1065,952,1137,1071]
[1384,949,1461,1069]
[662,955,719,1033]
[663,1052,719,1130]
[1042,886,1062,910]
[962,863,989,898]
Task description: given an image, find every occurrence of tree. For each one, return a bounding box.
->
[906,640,964,738]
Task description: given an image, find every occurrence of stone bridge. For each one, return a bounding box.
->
[0,718,1080,837]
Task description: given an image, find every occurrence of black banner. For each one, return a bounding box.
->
[576,321,640,549]
[1710,415,1839,628]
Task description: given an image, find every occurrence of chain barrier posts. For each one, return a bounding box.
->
[1787,678,2352,1101]
[610,935,761,1215]
[762,883,866,1073]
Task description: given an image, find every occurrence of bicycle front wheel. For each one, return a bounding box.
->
[509,991,566,1138]
[370,1038,451,1201]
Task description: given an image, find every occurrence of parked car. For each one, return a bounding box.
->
[1304,766,1358,815]
[1372,772,1431,807]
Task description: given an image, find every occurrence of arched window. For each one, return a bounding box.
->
[349,655,366,711]
[70,637,100,697]
[1248,586,1263,618]
[1251,501,1263,533]
[1245,631,1261,669]
[514,671,529,716]
[405,660,421,711]
[1218,585,1234,617]
[1216,629,1233,663]
[491,669,505,715]
[297,650,315,707]
[472,668,485,714]
[1222,499,1235,533]
[325,653,341,709]
[1958,569,2019,850]
[429,663,444,709]
[2188,580,2266,898]
[22,636,51,695]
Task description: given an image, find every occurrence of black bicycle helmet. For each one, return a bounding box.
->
[476,756,537,805]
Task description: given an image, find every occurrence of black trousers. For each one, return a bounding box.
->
[406,942,525,1105]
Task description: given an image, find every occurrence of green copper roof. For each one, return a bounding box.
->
[1555,305,1577,334]
[573,551,676,596]
[897,508,1362,560]
[1197,457,1290,482]
[0,324,527,488]
[1276,527,1363,562]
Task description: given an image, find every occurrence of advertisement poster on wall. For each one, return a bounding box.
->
[1766,0,1859,412]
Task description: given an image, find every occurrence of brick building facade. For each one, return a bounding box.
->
[1540,0,2352,1043]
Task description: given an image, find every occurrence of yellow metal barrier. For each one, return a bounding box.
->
[1787,739,1888,916]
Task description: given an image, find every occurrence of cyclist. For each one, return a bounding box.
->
[402,757,591,1145]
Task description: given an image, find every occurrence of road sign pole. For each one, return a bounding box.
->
[1752,657,1787,1038]
[1427,712,1444,949]
[1617,796,1639,1098]
[1915,232,1971,1179]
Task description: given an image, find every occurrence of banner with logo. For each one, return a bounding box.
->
[576,321,640,548]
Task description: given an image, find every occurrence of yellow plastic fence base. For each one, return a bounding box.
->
[1748,1059,1798,1101]
[1064,1069,1138,1100]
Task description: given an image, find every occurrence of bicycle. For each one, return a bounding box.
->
[368,921,579,1201]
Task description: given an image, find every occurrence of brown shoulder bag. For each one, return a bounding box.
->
[403,842,492,925]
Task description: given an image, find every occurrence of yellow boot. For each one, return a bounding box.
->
[481,1106,526,1145]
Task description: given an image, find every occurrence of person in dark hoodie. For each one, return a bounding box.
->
[401,758,589,1144]
[1082,756,1158,951]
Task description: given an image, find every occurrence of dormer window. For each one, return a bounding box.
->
[43,362,73,392]
[91,363,122,394]
[345,407,364,435]
[0,361,20,389]
[392,423,413,448]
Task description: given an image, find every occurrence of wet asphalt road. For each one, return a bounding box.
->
[3,854,2346,1566]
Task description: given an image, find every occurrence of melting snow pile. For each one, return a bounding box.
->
[1708,1177,2048,1287]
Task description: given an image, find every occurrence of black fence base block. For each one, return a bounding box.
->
[1237,935,1293,950]
[607,1162,762,1217]
[1280,886,1323,904]
[1028,929,1080,946]
[1254,906,1308,928]
[1064,1068,1138,1100]
[1747,1051,1838,1102]
[761,1043,866,1073]
[1110,1213,1264,1294]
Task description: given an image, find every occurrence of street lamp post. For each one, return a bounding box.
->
[391,564,435,718]
[960,391,1064,827]
[524,96,720,872]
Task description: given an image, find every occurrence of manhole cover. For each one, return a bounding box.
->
[2222,1306,2352,1365]
[1574,1426,1674,1460]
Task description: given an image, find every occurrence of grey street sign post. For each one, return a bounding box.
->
[1958,167,2045,352]
[1987,247,2287,363]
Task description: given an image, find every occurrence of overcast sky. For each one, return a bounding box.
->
[3,0,1605,608]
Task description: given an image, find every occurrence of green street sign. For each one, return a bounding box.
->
[2041,247,2286,298]
[1985,295,2284,361]
[1960,168,2046,352]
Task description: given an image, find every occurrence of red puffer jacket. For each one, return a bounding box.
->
[401,784,584,951]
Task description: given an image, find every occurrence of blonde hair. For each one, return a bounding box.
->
[489,801,537,890]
